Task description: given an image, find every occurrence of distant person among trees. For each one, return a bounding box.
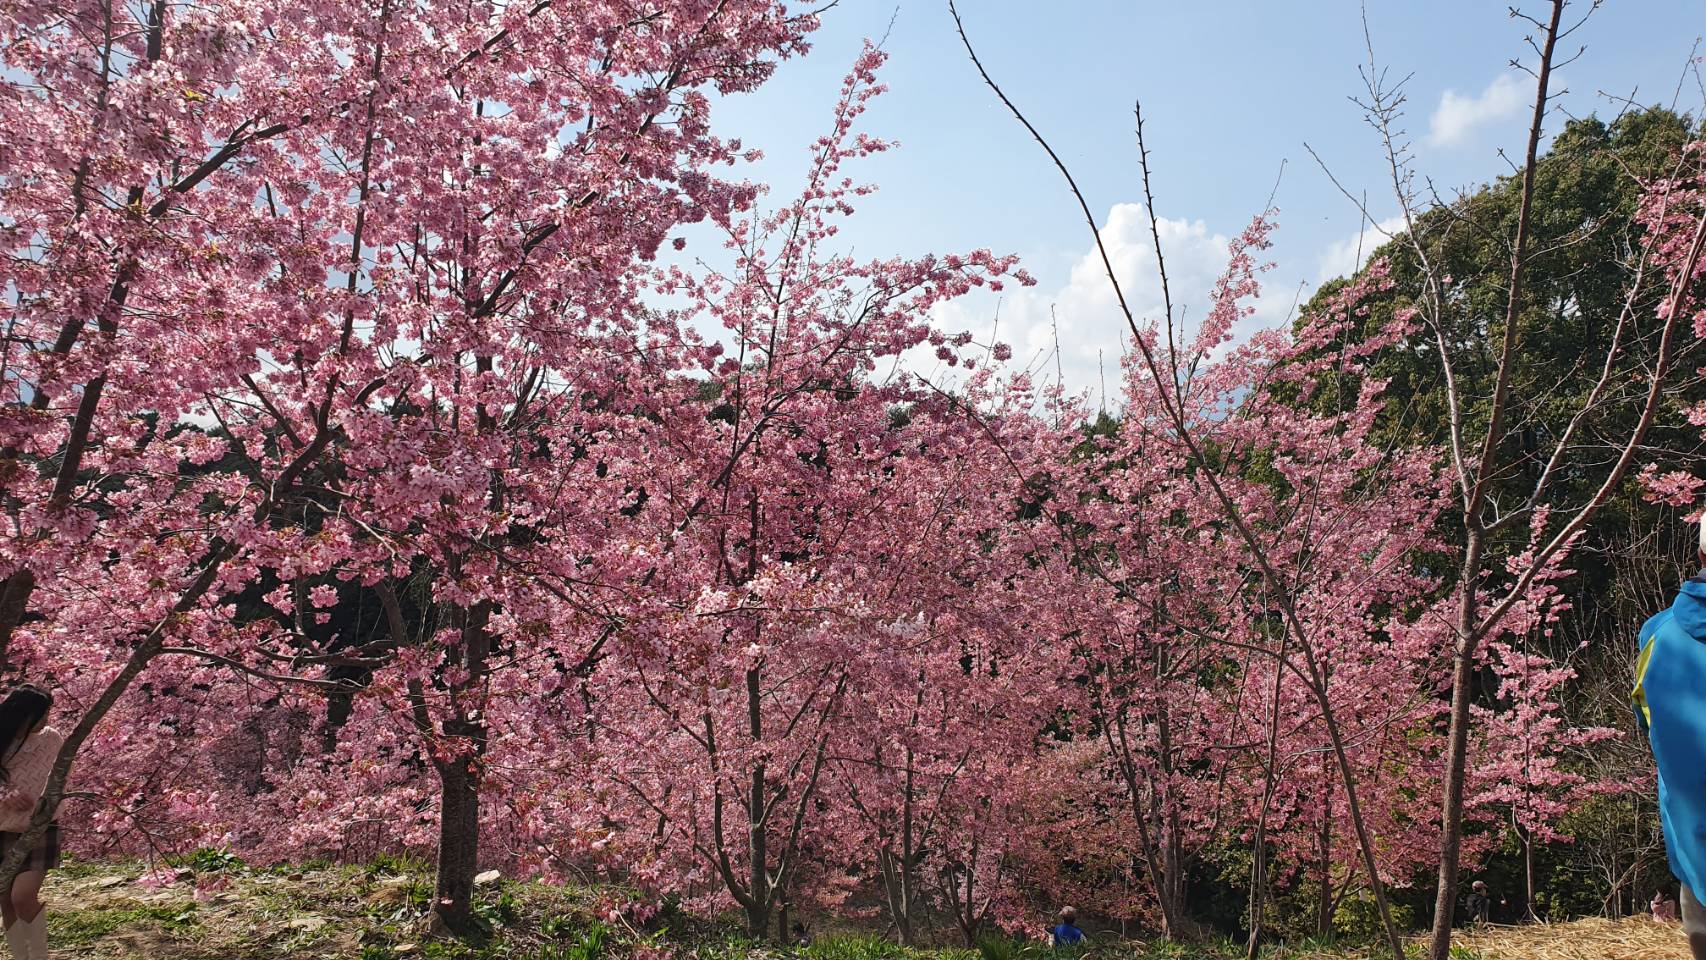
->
[1051,906,1084,947]
[1633,522,1706,959]
[1464,880,1492,926]
[1656,890,1680,922]
[0,685,63,960]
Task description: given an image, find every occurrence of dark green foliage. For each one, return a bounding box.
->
[176,847,246,873]
[366,852,433,878]
[974,934,1035,960]
[1299,107,1706,613]
[474,887,522,928]
[804,935,973,960]
[527,923,608,960]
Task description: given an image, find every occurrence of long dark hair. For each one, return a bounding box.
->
[0,685,52,786]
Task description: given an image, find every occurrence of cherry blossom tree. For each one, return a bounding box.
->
[0,0,823,929]
[537,46,1028,937]
[1472,639,1620,921]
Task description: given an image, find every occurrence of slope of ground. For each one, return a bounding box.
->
[37,859,1694,960]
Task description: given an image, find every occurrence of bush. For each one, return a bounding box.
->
[1332,893,1413,944]
[174,847,245,873]
[365,852,430,878]
[529,923,608,960]
[974,935,1047,960]
[804,935,921,960]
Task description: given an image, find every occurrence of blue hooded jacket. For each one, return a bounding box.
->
[1050,923,1083,947]
[1634,574,1706,897]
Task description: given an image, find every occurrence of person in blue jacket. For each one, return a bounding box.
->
[1050,907,1084,947]
[1633,522,1706,959]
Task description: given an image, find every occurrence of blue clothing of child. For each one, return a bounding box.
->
[1051,923,1084,947]
[1634,572,1706,907]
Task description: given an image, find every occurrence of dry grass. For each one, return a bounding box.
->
[1454,916,1692,959]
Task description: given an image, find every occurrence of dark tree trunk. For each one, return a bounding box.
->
[880,848,918,947]
[1523,822,1538,922]
[745,900,770,939]
[430,602,492,936]
[0,570,34,665]
[877,751,920,946]
[943,837,986,948]
[953,870,983,947]
[745,664,771,939]
[1316,791,1335,938]
[1153,660,1189,938]
[1163,805,1185,932]
[1429,642,1478,953]
[432,751,482,934]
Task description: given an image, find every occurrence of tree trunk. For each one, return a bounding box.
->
[1164,805,1185,934]
[745,664,771,939]
[879,847,917,945]
[1113,740,1181,940]
[1152,658,1189,938]
[1523,822,1538,922]
[1316,790,1334,938]
[0,570,35,665]
[945,837,985,948]
[896,753,918,946]
[432,751,482,935]
[1246,836,1268,960]
[431,603,492,936]
[745,899,771,939]
[1247,646,1290,960]
[1429,642,1477,954]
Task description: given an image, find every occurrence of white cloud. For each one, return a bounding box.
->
[929,203,1291,401]
[1316,215,1408,283]
[1427,73,1528,148]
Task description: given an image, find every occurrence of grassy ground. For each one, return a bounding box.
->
[38,859,1691,960]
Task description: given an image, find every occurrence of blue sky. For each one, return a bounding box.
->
[693,1,1704,396]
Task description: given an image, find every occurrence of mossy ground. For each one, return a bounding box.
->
[37,859,1687,960]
